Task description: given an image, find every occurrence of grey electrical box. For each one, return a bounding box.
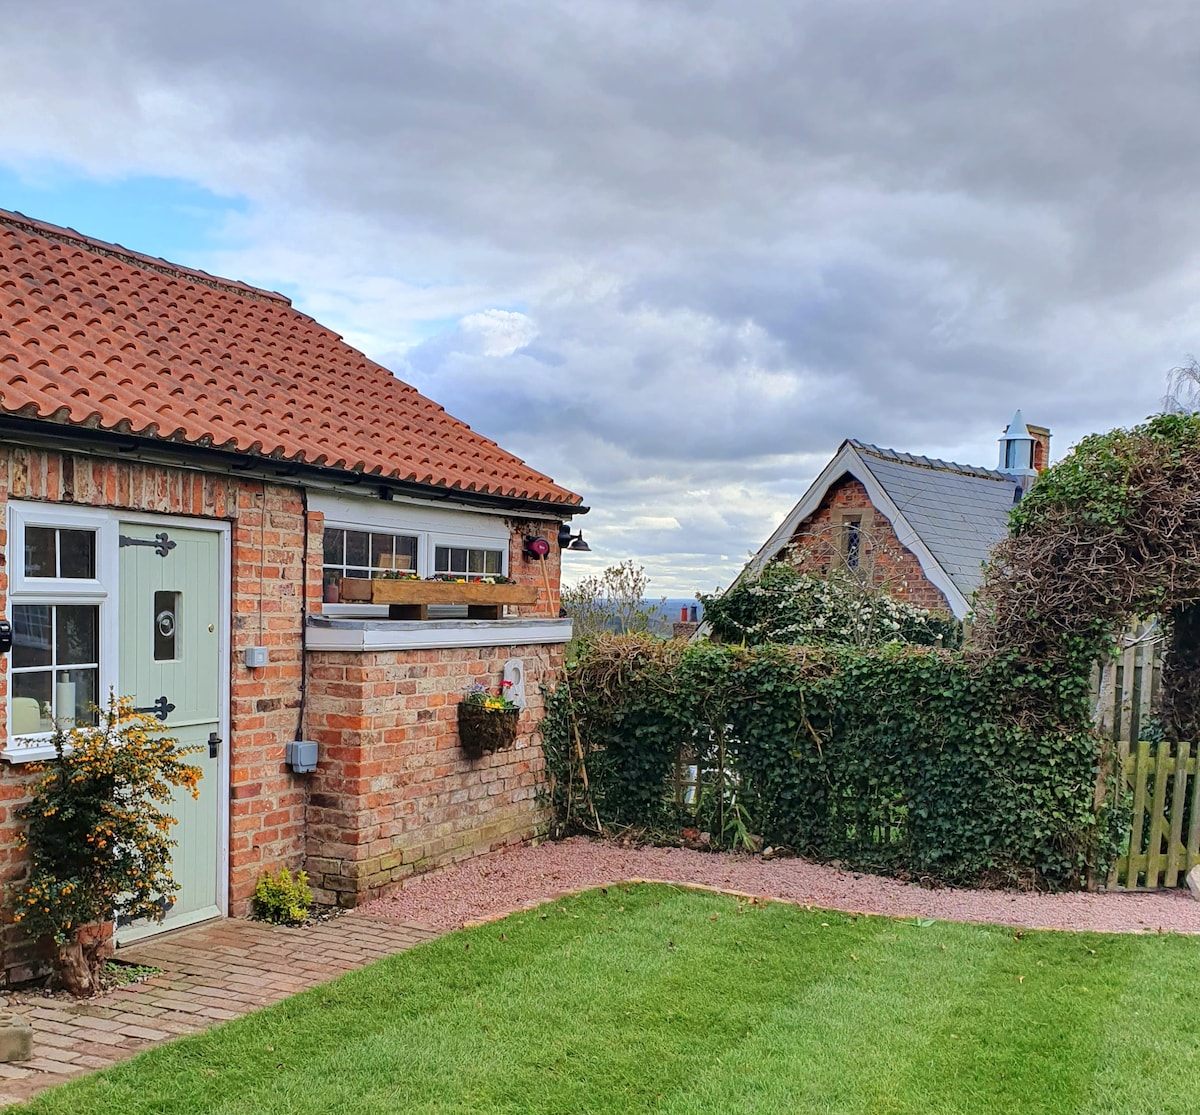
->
[285,740,318,774]
[244,646,269,669]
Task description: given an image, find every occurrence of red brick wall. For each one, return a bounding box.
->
[304,641,559,906]
[0,448,317,978]
[785,475,953,614]
[507,519,564,617]
[225,482,319,915]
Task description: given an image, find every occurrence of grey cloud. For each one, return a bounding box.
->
[1,0,1197,589]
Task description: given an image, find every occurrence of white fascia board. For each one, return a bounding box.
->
[306,617,574,652]
[305,480,574,523]
[731,443,970,618]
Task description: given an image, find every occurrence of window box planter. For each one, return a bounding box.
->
[458,704,520,756]
[339,578,538,620]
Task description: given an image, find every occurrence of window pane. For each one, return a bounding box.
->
[485,550,503,575]
[468,549,485,574]
[845,522,861,570]
[12,605,52,668]
[24,526,56,578]
[57,605,99,666]
[345,530,369,568]
[12,672,53,733]
[396,536,418,571]
[323,527,345,568]
[62,667,99,726]
[370,533,394,569]
[58,530,96,579]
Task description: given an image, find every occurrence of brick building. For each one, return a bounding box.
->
[0,210,585,982]
[738,414,1051,619]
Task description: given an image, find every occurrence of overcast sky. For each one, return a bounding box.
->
[1,1,1196,593]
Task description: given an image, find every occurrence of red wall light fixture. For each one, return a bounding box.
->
[523,536,552,560]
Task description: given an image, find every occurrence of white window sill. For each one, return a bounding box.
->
[3,740,59,763]
[305,615,573,652]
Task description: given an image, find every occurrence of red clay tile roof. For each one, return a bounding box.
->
[0,210,582,508]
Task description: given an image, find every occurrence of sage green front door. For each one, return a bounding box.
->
[117,523,224,940]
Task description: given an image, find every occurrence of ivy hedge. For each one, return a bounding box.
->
[542,637,1120,889]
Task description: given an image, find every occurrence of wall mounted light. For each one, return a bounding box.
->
[557,524,591,551]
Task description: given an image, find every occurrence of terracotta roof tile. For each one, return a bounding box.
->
[0,210,582,508]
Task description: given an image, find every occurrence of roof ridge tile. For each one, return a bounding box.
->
[848,438,1010,482]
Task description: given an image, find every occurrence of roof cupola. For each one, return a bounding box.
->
[999,409,1037,477]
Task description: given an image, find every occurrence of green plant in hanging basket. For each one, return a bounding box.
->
[459,682,520,755]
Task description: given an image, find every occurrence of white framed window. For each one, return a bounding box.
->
[9,504,114,597]
[310,492,511,615]
[10,603,101,731]
[6,504,118,749]
[433,544,505,578]
[322,527,419,598]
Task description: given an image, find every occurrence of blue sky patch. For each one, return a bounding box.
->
[0,163,247,266]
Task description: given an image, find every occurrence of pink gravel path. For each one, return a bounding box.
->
[356,836,1200,935]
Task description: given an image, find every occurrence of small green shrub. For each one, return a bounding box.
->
[252,867,312,925]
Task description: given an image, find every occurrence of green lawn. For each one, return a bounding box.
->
[14,885,1200,1114]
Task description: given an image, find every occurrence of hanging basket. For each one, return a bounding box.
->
[458,704,520,756]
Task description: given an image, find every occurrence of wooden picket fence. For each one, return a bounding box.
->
[1092,630,1200,889]
[1093,626,1161,747]
[1108,740,1200,889]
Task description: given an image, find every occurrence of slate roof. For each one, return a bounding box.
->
[848,440,1017,601]
[0,209,582,509]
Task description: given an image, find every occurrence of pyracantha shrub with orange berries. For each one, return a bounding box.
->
[14,696,201,994]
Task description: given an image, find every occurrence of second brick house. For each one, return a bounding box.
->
[738,413,1051,619]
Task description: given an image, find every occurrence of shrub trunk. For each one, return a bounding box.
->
[49,922,113,997]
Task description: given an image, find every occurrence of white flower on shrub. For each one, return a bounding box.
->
[702,563,959,648]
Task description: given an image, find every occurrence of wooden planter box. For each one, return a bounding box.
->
[458,704,520,756]
[338,577,538,620]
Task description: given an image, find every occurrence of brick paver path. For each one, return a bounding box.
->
[0,913,437,1108]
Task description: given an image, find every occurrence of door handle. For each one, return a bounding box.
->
[208,732,221,759]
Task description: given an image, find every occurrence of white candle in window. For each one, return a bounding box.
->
[56,674,76,726]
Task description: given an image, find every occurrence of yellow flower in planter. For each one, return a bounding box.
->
[464,681,519,713]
